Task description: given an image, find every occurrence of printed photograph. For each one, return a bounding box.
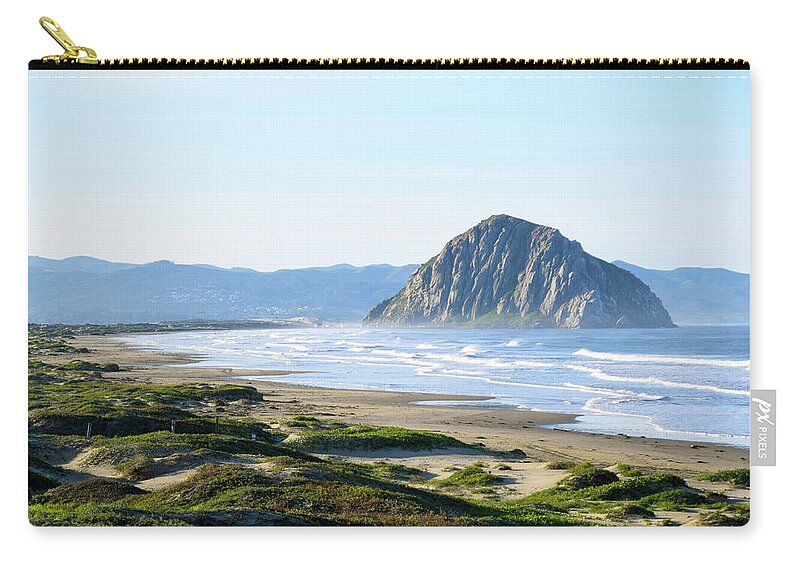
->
[28,68,750,526]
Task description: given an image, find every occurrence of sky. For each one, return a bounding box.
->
[29,69,750,273]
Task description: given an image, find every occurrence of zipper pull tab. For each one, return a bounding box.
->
[39,16,98,64]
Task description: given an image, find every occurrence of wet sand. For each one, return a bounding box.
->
[56,334,749,477]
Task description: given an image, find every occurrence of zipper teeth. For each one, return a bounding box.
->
[31,57,750,70]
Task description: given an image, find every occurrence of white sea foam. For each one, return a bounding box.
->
[210,337,240,345]
[580,397,748,444]
[421,352,510,368]
[370,349,418,359]
[511,360,554,368]
[280,336,330,346]
[474,377,662,401]
[416,368,492,381]
[117,327,751,444]
[335,341,380,348]
[274,343,309,351]
[564,364,749,396]
[562,382,663,400]
[574,348,750,368]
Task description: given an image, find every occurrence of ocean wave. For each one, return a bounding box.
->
[340,330,370,337]
[209,337,241,345]
[272,343,309,352]
[421,352,513,369]
[370,348,418,359]
[581,397,749,444]
[335,341,380,348]
[574,348,750,368]
[262,349,423,370]
[564,364,749,396]
[511,359,554,368]
[282,336,324,344]
[476,377,663,401]
[562,382,663,400]
[416,368,493,381]
[119,327,750,445]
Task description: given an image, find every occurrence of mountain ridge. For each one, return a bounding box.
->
[28,257,417,324]
[29,248,749,325]
[611,260,749,325]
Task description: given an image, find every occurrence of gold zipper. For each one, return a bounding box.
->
[39,17,98,65]
[33,16,749,70]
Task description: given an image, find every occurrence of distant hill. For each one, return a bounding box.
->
[29,255,138,274]
[365,215,675,329]
[612,261,749,325]
[28,257,417,324]
[28,253,748,326]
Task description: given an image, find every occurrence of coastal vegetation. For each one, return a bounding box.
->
[434,464,505,489]
[697,468,750,488]
[520,466,747,524]
[27,325,749,527]
[615,463,643,477]
[544,460,576,470]
[558,462,619,490]
[286,425,473,452]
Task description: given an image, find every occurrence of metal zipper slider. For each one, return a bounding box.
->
[30,16,748,70]
[39,16,98,64]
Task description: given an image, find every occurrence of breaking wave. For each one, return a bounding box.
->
[117,325,750,445]
[564,364,748,396]
[574,348,750,368]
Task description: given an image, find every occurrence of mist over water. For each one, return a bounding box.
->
[119,325,750,446]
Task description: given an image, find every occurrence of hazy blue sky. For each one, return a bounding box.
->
[29,70,749,272]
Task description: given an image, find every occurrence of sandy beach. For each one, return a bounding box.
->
[57,335,747,479]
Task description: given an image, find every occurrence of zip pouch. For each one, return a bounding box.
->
[28,17,751,527]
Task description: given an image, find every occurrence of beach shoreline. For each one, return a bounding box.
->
[56,333,749,476]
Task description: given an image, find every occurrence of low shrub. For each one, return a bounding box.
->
[287,425,471,452]
[697,468,750,488]
[559,463,619,490]
[38,479,147,504]
[605,503,654,520]
[369,463,427,481]
[544,460,576,470]
[435,464,504,488]
[697,503,749,526]
[637,489,721,511]
[616,464,643,477]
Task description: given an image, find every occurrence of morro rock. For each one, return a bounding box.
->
[364,215,675,329]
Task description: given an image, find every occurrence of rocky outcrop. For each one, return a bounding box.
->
[364,215,675,329]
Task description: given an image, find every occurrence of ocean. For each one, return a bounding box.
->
[118,325,750,446]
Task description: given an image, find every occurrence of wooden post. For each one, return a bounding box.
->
[170,419,176,434]
[86,422,92,438]
[215,416,220,434]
